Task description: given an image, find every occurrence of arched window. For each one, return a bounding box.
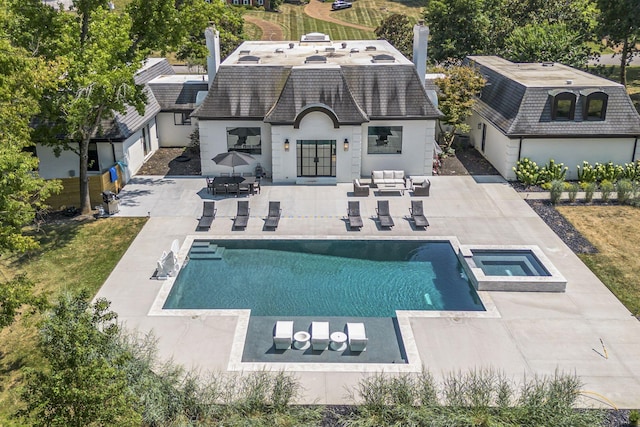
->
[581,89,608,121]
[549,90,576,121]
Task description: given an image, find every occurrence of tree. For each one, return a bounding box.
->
[597,0,640,86]
[503,22,593,68]
[433,65,486,151]
[19,292,141,426]
[175,0,245,67]
[126,0,181,56]
[375,14,414,60]
[424,0,491,63]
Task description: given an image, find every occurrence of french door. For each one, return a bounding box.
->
[296,140,336,177]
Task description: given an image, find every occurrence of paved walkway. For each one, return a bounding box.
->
[96,175,640,408]
[244,15,284,41]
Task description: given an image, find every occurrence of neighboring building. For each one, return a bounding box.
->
[466,56,640,180]
[193,28,441,184]
[225,0,270,9]
[36,59,206,185]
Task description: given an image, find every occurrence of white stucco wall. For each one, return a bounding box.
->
[360,120,436,177]
[36,143,114,180]
[199,120,271,177]
[121,119,159,181]
[156,112,197,147]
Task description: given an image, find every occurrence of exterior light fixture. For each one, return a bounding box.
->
[344,138,349,151]
[477,123,482,129]
[284,138,290,151]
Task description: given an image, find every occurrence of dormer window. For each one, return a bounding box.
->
[549,90,576,121]
[581,89,608,121]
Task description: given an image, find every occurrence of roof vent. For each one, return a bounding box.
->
[566,79,573,85]
[325,47,335,52]
[350,48,359,53]
[275,48,284,53]
[239,50,250,55]
[238,55,260,63]
[365,46,377,51]
[372,54,395,63]
[341,42,347,48]
[305,55,327,64]
[289,42,295,49]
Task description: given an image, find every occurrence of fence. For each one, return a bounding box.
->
[44,164,123,210]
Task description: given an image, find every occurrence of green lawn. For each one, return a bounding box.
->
[335,0,423,29]
[0,217,148,425]
[246,5,374,40]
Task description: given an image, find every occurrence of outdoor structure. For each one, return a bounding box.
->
[226,0,270,9]
[465,56,640,180]
[192,27,442,184]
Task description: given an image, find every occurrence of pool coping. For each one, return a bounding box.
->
[149,235,501,373]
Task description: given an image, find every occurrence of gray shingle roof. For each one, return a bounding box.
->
[193,63,442,121]
[92,59,173,141]
[468,56,640,137]
[149,81,209,111]
[264,67,368,125]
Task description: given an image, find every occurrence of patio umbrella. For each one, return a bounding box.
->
[212,151,255,174]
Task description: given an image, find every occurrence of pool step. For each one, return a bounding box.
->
[189,243,225,260]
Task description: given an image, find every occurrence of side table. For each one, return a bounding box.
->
[330,331,347,351]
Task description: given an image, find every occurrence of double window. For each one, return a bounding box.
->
[226,127,262,155]
[173,112,191,126]
[367,126,403,154]
[549,89,608,122]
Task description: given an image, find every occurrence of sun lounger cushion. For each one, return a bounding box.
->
[347,322,367,352]
[311,321,330,351]
[274,321,294,350]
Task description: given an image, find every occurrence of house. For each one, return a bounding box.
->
[225,0,270,9]
[192,26,441,184]
[465,56,640,180]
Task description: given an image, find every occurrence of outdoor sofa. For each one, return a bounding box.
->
[371,170,406,187]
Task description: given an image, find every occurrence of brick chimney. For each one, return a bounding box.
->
[205,26,220,89]
[413,20,429,88]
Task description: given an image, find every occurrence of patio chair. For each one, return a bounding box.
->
[376,200,394,228]
[242,172,253,177]
[353,179,370,196]
[346,322,367,352]
[213,182,227,195]
[220,172,230,177]
[238,181,252,196]
[206,177,215,194]
[264,201,281,229]
[227,183,239,196]
[196,201,216,231]
[273,321,294,350]
[413,179,431,196]
[311,321,330,351]
[409,200,429,228]
[347,201,363,230]
[233,200,250,229]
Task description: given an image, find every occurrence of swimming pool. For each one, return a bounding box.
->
[163,239,484,316]
[472,250,550,277]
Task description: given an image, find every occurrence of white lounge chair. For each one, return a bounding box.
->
[347,322,368,352]
[273,321,294,350]
[311,321,330,351]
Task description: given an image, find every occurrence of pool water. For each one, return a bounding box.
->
[163,240,484,317]
[472,250,550,277]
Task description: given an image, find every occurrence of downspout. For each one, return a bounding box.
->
[632,137,638,162]
[517,137,523,160]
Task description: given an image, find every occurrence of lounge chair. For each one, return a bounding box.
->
[273,320,294,350]
[311,321,330,351]
[347,201,363,230]
[264,201,281,229]
[347,322,367,352]
[196,201,216,231]
[376,200,395,228]
[413,179,431,196]
[409,200,429,228]
[233,201,250,229]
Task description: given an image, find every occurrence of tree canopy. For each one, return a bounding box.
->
[597,0,640,86]
[375,14,415,60]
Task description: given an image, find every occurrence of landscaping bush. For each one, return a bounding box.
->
[600,180,615,202]
[566,182,579,203]
[620,160,640,181]
[583,181,597,203]
[595,162,623,182]
[550,180,565,204]
[616,179,634,204]
[577,161,597,183]
[513,158,542,186]
[630,409,639,426]
[540,159,568,183]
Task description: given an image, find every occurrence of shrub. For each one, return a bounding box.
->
[595,162,623,182]
[630,409,639,426]
[616,179,634,204]
[550,180,564,204]
[583,182,597,203]
[513,158,542,186]
[600,180,615,202]
[620,160,640,181]
[566,182,579,203]
[540,159,568,183]
[577,161,597,183]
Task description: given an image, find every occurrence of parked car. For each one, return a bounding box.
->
[331,0,352,10]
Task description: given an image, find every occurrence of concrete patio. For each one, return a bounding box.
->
[95,175,640,408]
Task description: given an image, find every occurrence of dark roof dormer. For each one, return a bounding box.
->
[580,89,608,121]
[548,89,577,121]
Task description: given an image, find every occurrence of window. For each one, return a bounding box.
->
[549,91,576,121]
[367,126,403,154]
[582,90,608,121]
[226,127,261,155]
[232,0,239,4]
[243,0,249,4]
[173,112,191,125]
[88,142,100,171]
[257,0,264,4]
